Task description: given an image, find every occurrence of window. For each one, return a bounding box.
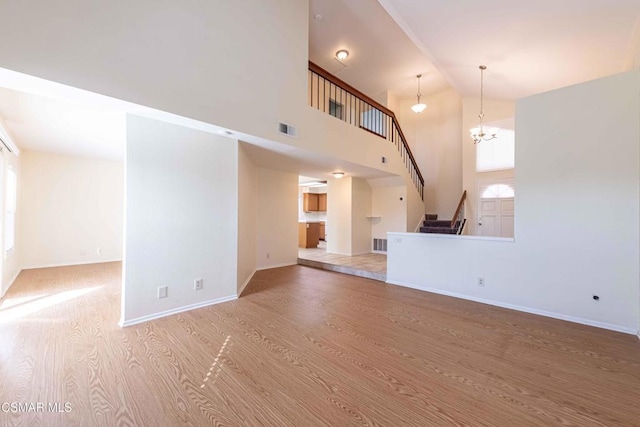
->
[329,99,344,120]
[5,167,16,253]
[476,128,515,172]
[481,184,514,199]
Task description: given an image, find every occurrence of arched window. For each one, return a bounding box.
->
[481,184,514,199]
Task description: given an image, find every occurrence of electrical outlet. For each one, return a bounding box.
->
[97,247,102,255]
[266,253,270,259]
[477,277,485,287]
[194,278,203,290]
[158,286,168,299]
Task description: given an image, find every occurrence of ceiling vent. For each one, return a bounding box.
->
[278,122,297,137]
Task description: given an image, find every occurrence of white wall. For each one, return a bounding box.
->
[327,176,373,255]
[369,176,407,240]
[388,70,640,334]
[255,168,298,270]
[462,98,515,235]
[327,177,353,255]
[19,151,123,269]
[1,149,20,297]
[237,143,256,294]
[0,0,308,148]
[398,88,463,218]
[351,178,372,255]
[122,115,238,325]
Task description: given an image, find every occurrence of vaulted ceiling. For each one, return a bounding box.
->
[309,0,640,101]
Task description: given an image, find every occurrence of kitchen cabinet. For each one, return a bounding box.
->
[303,193,318,212]
[318,193,327,211]
[303,193,327,212]
[319,222,326,241]
[298,222,320,248]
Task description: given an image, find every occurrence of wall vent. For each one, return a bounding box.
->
[278,122,297,137]
[373,238,387,252]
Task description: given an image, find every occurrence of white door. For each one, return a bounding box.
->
[477,179,515,238]
[478,198,514,237]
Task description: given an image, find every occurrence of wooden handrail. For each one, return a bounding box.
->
[308,61,424,187]
[309,61,395,117]
[450,190,467,229]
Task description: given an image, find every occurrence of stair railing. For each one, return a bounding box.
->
[308,61,424,200]
[451,190,467,234]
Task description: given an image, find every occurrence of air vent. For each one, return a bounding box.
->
[373,238,387,252]
[278,122,297,137]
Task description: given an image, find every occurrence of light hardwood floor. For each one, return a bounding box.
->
[0,262,639,426]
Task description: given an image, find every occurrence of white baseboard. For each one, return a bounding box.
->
[386,279,638,335]
[23,259,122,270]
[256,262,297,271]
[237,270,256,297]
[119,294,237,328]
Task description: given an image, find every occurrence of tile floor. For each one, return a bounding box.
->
[297,241,387,281]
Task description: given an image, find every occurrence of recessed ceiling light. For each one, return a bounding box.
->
[336,50,349,60]
[332,171,345,179]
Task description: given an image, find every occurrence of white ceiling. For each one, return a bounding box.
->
[0,87,125,160]
[240,141,393,182]
[1,1,637,163]
[311,0,640,100]
[309,0,450,101]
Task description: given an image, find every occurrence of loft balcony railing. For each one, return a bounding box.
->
[308,61,424,200]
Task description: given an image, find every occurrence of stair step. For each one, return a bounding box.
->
[424,214,438,221]
[423,220,451,227]
[419,226,458,234]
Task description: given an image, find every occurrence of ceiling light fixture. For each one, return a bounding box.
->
[332,171,345,179]
[336,50,349,60]
[411,74,427,113]
[470,65,497,144]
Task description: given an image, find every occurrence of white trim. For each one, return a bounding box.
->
[22,259,122,270]
[237,270,256,297]
[386,279,638,335]
[256,262,297,271]
[389,231,514,243]
[119,294,237,327]
[413,217,423,232]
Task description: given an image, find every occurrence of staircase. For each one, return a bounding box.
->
[419,191,467,235]
[419,214,465,235]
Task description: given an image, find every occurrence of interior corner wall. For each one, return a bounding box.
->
[398,88,463,218]
[255,168,298,270]
[237,142,256,293]
[388,70,640,333]
[0,0,308,147]
[19,150,123,269]
[327,177,353,255]
[369,176,407,239]
[1,149,21,297]
[462,97,515,235]
[351,178,372,255]
[123,115,238,325]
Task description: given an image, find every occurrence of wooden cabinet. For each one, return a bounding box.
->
[318,193,327,212]
[319,222,326,241]
[303,193,318,212]
[298,222,320,248]
[303,193,327,212]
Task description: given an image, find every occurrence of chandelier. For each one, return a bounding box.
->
[470,65,497,143]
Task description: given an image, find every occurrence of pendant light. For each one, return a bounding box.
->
[470,65,497,143]
[411,74,427,113]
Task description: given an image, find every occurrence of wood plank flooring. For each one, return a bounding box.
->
[0,262,639,426]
